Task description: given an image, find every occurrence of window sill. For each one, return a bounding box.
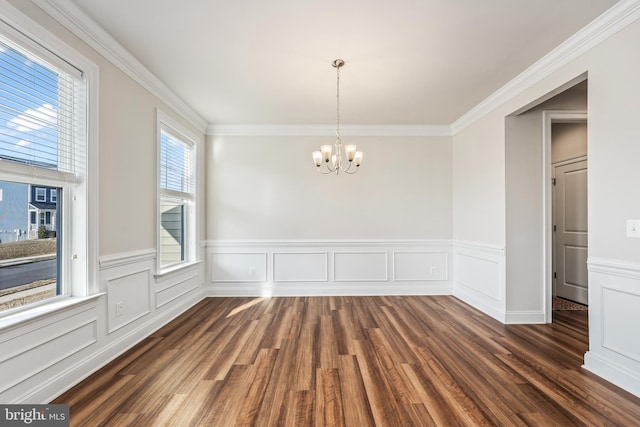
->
[155,260,202,282]
[0,293,105,333]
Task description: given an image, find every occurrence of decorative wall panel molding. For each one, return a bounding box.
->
[393,251,448,281]
[156,273,201,309]
[452,240,506,322]
[210,252,267,282]
[204,240,452,296]
[105,269,151,334]
[585,257,640,397]
[0,302,98,401]
[334,252,387,282]
[274,252,328,282]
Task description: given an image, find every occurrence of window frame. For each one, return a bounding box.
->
[50,188,57,202]
[0,2,99,321]
[156,109,198,275]
[35,188,46,202]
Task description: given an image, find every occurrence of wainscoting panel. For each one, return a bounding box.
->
[602,287,640,361]
[0,249,205,403]
[393,251,448,281]
[106,269,151,334]
[274,252,328,282]
[156,272,201,309]
[334,252,387,282]
[0,300,99,402]
[453,241,506,322]
[204,240,453,296]
[585,257,640,397]
[210,252,267,282]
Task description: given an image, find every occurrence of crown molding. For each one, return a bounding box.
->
[31,0,208,133]
[207,124,452,137]
[450,0,640,135]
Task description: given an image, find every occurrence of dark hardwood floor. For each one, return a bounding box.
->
[53,296,640,426]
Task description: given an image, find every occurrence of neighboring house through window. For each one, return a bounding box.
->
[157,110,197,271]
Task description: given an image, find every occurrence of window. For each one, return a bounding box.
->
[35,187,46,202]
[157,111,196,271]
[0,17,95,316]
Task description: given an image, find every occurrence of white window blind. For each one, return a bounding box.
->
[160,129,193,198]
[0,34,85,182]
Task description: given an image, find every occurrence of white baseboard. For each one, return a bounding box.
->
[505,310,545,324]
[584,351,640,397]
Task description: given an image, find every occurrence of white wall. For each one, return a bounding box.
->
[205,134,453,296]
[0,0,206,403]
[453,5,640,395]
[206,135,452,240]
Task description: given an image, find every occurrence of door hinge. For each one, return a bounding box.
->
[552,178,556,186]
[554,272,557,279]
[553,225,556,232]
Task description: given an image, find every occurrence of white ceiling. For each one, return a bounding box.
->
[66,0,617,126]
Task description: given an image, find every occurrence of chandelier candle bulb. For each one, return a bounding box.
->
[354,151,363,166]
[345,144,357,161]
[320,145,333,162]
[312,151,323,167]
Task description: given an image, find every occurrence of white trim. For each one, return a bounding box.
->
[203,239,451,248]
[452,240,505,255]
[542,110,588,322]
[505,310,546,324]
[333,251,389,283]
[31,0,208,133]
[588,257,640,280]
[584,351,640,398]
[450,0,640,134]
[0,293,103,334]
[207,124,452,137]
[99,248,156,269]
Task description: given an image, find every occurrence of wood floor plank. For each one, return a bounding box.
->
[52,296,640,426]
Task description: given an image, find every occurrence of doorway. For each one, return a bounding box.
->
[543,111,588,320]
[551,121,588,306]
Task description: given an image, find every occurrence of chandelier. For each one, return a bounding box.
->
[312,59,363,174]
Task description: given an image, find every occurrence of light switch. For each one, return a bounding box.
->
[627,219,640,238]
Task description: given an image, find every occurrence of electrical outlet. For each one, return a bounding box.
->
[115,301,124,317]
[430,267,437,275]
[627,219,640,238]
[249,266,256,276]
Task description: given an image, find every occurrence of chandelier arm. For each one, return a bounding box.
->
[316,167,337,175]
[341,161,360,174]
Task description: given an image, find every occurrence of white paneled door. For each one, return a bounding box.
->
[553,159,588,305]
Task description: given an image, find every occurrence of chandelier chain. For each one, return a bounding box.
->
[336,63,340,141]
